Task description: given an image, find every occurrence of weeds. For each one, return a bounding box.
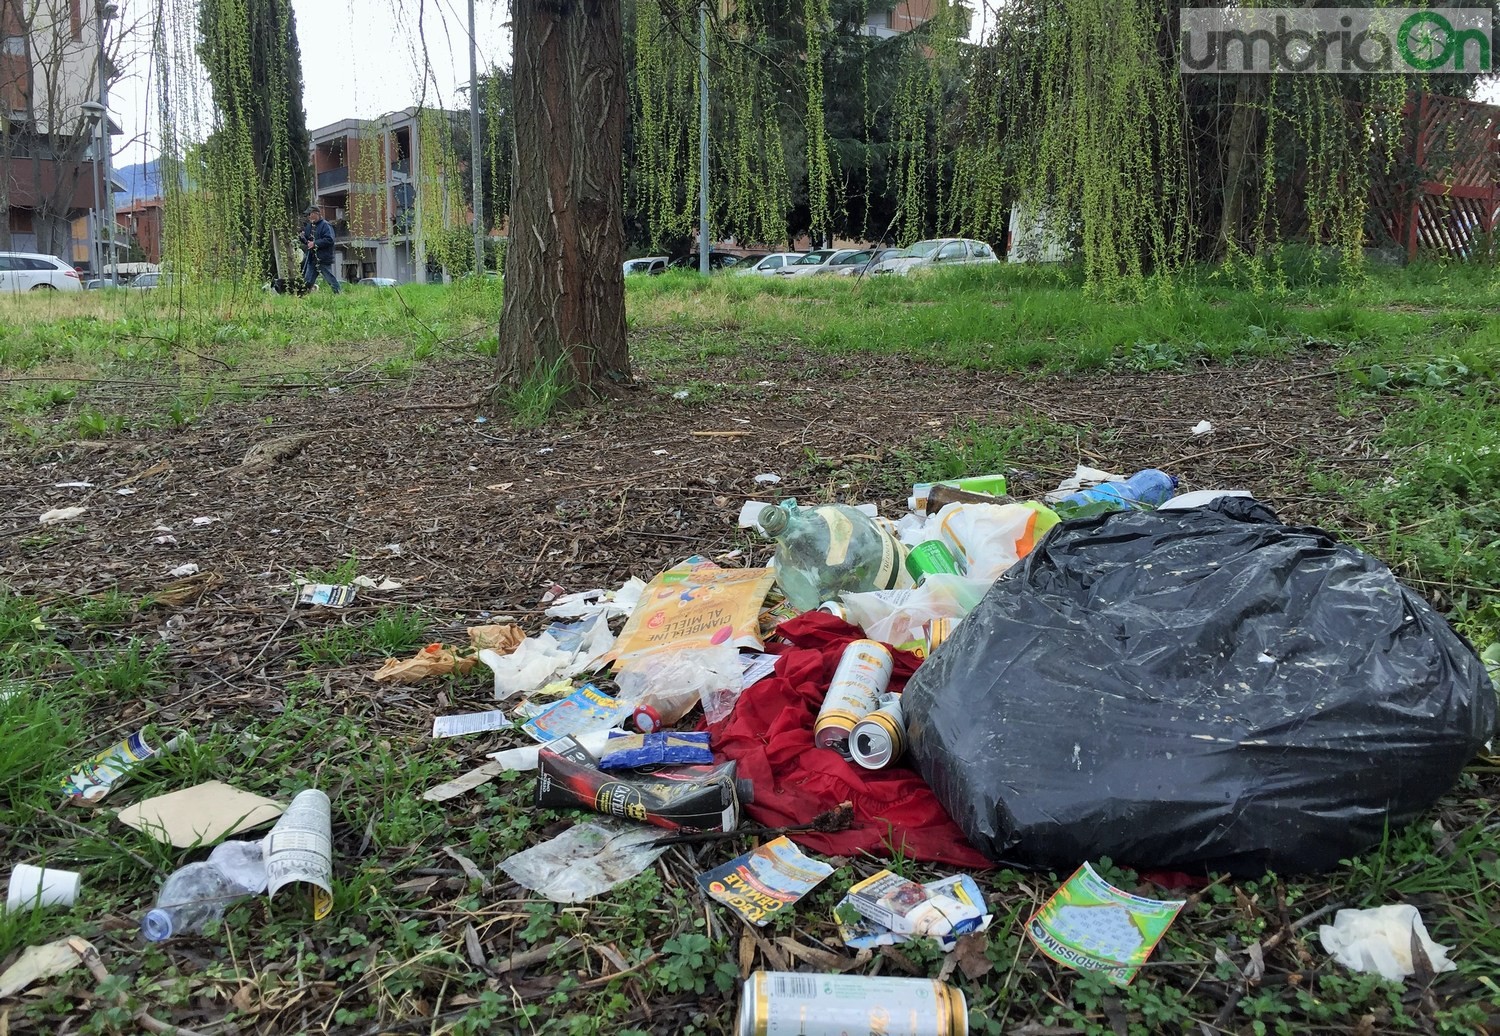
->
[502,354,573,427]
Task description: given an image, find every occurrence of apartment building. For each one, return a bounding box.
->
[1,0,119,264]
[309,106,466,284]
[862,0,943,38]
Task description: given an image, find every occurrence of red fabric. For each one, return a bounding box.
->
[710,612,990,869]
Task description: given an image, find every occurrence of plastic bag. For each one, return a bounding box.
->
[615,644,744,725]
[838,575,990,646]
[905,498,1497,874]
[932,501,1058,582]
[499,822,667,903]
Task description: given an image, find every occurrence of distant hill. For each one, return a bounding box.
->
[113,159,162,204]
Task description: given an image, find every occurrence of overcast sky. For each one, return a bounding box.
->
[108,0,512,174]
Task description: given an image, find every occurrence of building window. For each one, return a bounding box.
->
[2,35,24,55]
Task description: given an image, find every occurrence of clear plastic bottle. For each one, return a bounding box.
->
[141,841,267,942]
[1052,469,1178,519]
[757,503,907,611]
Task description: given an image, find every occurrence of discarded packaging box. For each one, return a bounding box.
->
[535,735,739,833]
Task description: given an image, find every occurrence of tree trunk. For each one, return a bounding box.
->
[496,0,630,403]
[1218,74,1263,258]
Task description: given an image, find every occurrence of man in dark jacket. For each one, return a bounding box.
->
[298,206,341,294]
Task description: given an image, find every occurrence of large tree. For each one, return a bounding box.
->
[197,0,311,279]
[497,0,630,402]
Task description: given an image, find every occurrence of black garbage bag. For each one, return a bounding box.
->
[904,497,1497,875]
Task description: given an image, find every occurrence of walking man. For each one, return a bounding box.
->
[299,206,341,294]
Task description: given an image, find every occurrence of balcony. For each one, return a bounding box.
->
[316,166,348,190]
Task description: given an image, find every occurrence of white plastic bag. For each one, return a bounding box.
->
[500,822,667,903]
[933,502,1058,583]
[480,614,616,700]
[615,644,744,725]
[839,575,990,646]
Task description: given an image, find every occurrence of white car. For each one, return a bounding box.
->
[869,238,1000,276]
[776,248,861,278]
[733,252,802,276]
[0,252,83,292]
[623,256,669,276]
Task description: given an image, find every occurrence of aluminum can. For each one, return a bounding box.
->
[850,695,906,769]
[814,640,893,756]
[737,971,968,1036]
[905,539,961,583]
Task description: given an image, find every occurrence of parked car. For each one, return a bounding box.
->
[668,252,746,271]
[810,248,915,277]
[358,277,399,287]
[623,256,669,276]
[130,272,178,290]
[0,252,83,292]
[868,238,1000,276]
[775,248,860,278]
[733,252,802,276]
[84,276,130,290]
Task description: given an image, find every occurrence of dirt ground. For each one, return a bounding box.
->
[3,347,1391,605]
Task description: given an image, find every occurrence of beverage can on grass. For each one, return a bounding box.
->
[737,971,968,1036]
[814,639,893,757]
[850,695,907,770]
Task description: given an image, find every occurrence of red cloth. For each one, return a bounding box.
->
[710,612,990,869]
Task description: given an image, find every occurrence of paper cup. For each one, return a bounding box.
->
[6,863,81,912]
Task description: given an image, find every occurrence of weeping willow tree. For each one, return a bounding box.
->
[413,107,473,278]
[195,0,311,280]
[630,0,793,250]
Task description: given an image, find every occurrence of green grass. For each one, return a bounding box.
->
[295,607,430,670]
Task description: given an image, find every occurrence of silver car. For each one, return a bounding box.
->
[868,238,1000,276]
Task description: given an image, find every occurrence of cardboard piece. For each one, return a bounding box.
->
[115,781,284,848]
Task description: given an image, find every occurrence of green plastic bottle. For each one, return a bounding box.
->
[757,503,907,612]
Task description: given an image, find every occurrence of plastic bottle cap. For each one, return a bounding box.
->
[141,908,174,943]
[632,704,663,733]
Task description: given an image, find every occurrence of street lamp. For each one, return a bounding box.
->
[97,3,117,280]
[80,100,105,280]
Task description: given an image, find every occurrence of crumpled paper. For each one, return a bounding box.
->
[372,643,478,684]
[468,624,525,653]
[499,822,666,903]
[39,506,87,525]
[1318,904,1457,982]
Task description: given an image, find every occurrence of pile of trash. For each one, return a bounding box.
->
[7,462,1495,1012]
[404,463,1491,992]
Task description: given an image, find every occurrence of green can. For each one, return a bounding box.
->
[905,539,961,582]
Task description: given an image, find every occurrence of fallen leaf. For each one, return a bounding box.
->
[443,847,488,888]
[953,931,994,980]
[776,936,858,972]
[463,924,487,969]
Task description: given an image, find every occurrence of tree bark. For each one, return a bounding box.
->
[497,0,630,403]
[1218,76,1264,257]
